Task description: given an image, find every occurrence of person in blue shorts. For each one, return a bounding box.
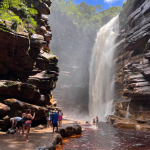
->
[52,110,58,133]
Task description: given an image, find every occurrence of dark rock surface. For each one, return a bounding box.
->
[59,124,82,138]
[114,0,150,128]
[0,0,59,130]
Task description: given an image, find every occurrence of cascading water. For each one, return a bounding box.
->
[125,105,130,120]
[89,16,119,121]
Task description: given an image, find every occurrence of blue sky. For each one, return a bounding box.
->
[74,0,125,10]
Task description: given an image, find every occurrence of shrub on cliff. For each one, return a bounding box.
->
[0,0,37,33]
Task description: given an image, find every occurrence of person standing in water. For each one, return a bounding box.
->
[25,109,35,141]
[96,116,99,122]
[58,110,63,126]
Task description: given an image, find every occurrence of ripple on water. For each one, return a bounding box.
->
[57,122,150,150]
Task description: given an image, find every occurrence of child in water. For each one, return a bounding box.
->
[96,116,99,122]
[93,118,96,124]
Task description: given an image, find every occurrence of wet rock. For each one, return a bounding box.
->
[113,121,136,129]
[54,134,62,145]
[118,110,126,117]
[59,128,66,138]
[65,126,76,137]
[59,124,82,138]
[73,125,82,135]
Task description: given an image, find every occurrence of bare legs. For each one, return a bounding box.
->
[25,127,30,141]
[53,126,58,133]
[47,120,50,127]
[58,120,62,126]
[22,124,25,136]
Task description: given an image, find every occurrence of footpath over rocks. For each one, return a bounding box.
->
[0,120,82,150]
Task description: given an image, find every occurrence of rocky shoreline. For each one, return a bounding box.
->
[0,120,82,150]
[113,0,150,131]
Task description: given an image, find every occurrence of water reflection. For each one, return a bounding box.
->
[57,123,150,150]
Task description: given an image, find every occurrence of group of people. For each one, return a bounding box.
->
[93,116,99,124]
[10,109,35,142]
[46,109,63,133]
[10,108,63,142]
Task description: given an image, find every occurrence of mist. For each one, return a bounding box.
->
[48,1,97,120]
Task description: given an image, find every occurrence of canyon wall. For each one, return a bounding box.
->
[114,0,150,124]
[0,0,59,130]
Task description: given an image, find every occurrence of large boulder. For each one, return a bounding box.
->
[0,103,10,117]
[0,80,41,104]
[1,99,47,121]
[113,120,136,129]
[59,124,82,138]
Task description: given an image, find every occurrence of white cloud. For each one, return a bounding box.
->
[104,0,124,4]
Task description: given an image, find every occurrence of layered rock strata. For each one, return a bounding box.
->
[0,0,59,130]
[113,0,150,129]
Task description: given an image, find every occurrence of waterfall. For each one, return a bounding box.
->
[125,105,130,120]
[89,16,119,121]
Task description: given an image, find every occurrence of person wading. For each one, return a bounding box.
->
[24,109,35,141]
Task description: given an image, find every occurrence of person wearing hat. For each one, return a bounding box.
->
[10,117,22,134]
[52,109,58,133]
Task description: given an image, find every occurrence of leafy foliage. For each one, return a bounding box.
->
[0,0,38,33]
[52,0,121,34]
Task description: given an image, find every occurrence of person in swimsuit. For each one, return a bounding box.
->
[46,109,51,127]
[25,109,35,141]
[21,109,26,136]
[93,118,96,125]
[58,110,63,126]
[96,116,99,122]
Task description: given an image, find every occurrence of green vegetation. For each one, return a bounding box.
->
[0,0,38,33]
[53,0,121,33]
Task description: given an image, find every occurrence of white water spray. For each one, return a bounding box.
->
[89,16,119,121]
[125,105,130,120]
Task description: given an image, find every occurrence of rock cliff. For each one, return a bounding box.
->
[113,0,150,128]
[0,0,59,130]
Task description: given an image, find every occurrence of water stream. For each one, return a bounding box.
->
[125,104,130,120]
[89,16,119,121]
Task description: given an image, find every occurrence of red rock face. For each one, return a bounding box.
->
[0,0,59,130]
[114,0,150,123]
